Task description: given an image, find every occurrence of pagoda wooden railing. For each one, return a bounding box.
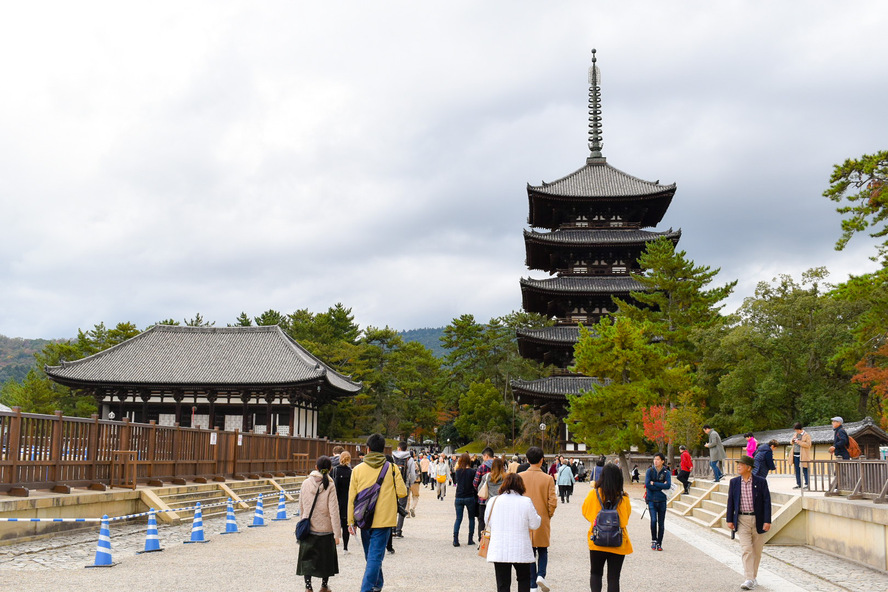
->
[0,408,366,495]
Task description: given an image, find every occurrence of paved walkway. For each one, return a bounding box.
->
[2,481,887,591]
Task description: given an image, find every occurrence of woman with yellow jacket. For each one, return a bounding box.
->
[581,463,632,592]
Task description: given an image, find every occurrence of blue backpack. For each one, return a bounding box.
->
[353,462,389,530]
[591,490,623,547]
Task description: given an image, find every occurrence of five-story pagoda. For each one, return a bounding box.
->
[512,50,680,449]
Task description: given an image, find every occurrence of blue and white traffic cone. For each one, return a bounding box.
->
[248,497,266,527]
[184,502,209,543]
[85,515,116,567]
[273,492,289,521]
[137,508,164,553]
[221,498,239,534]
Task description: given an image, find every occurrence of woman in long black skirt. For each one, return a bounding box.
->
[297,456,341,592]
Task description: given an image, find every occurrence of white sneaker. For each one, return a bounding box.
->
[537,577,550,592]
[530,588,539,592]
[740,579,756,590]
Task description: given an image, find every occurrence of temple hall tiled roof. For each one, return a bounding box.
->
[528,161,675,198]
[45,325,362,393]
[720,417,888,448]
[511,376,604,398]
[520,276,646,293]
[524,228,681,245]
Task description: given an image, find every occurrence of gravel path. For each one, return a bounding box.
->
[2,481,886,591]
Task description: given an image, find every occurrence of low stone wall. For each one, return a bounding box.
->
[771,494,888,572]
[0,489,144,544]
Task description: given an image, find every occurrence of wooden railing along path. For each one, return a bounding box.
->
[0,408,364,496]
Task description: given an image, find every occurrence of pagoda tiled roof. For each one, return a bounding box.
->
[44,325,362,393]
[528,161,675,198]
[511,376,604,398]
[720,417,888,448]
[523,228,681,246]
[520,276,646,293]
[516,326,584,346]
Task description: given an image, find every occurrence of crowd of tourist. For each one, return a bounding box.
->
[294,419,856,592]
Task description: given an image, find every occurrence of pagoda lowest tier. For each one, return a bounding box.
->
[524,227,681,275]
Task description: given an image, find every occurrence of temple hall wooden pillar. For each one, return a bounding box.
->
[139,388,150,423]
[241,391,251,432]
[173,389,184,425]
[206,389,217,430]
[264,391,275,435]
[288,394,297,437]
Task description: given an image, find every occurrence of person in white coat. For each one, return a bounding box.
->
[485,472,542,592]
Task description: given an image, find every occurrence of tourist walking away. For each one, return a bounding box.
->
[347,433,408,592]
[474,447,495,532]
[452,452,478,546]
[556,459,574,503]
[791,423,811,489]
[521,446,558,592]
[392,441,416,538]
[744,433,757,459]
[630,465,640,484]
[407,452,421,517]
[592,455,606,485]
[703,424,726,482]
[434,454,451,499]
[509,456,521,473]
[726,455,772,590]
[752,440,777,478]
[677,445,693,494]
[297,456,341,592]
[331,445,344,468]
[331,451,353,553]
[582,463,633,592]
[420,453,431,488]
[485,473,541,592]
[644,452,671,551]
[829,416,851,459]
[485,457,506,500]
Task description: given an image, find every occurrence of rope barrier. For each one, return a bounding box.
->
[0,488,300,523]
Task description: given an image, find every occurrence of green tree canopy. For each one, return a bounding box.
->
[823,150,888,262]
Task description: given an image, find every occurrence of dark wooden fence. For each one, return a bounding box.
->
[0,408,366,495]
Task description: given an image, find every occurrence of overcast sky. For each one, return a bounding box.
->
[2,2,887,339]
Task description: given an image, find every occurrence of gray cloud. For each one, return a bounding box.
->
[1,2,886,338]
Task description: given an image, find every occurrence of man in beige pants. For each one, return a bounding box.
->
[726,455,772,590]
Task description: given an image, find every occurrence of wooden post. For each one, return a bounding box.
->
[88,414,99,482]
[50,410,63,484]
[147,420,157,480]
[6,408,22,489]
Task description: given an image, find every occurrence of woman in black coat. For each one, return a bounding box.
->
[330,450,353,553]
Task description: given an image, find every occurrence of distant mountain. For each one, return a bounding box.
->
[0,335,59,383]
[399,327,446,359]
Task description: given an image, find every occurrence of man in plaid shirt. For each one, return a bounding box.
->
[726,455,772,590]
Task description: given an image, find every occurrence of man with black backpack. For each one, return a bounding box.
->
[392,441,416,538]
[347,434,408,592]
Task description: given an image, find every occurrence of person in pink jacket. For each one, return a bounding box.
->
[297,456,342,592]
[745,433,758,458]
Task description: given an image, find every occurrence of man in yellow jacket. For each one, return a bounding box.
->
[347,434,408,592]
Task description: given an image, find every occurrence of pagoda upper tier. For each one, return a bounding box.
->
[524,227,681,275]
[527,160,676,230]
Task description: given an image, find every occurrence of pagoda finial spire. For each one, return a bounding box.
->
[587,48,605,164]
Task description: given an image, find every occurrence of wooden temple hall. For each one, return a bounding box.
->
[44,325,362,437]
[512,49,681,450]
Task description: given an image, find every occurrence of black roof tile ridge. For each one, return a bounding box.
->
[527,160,676,191]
